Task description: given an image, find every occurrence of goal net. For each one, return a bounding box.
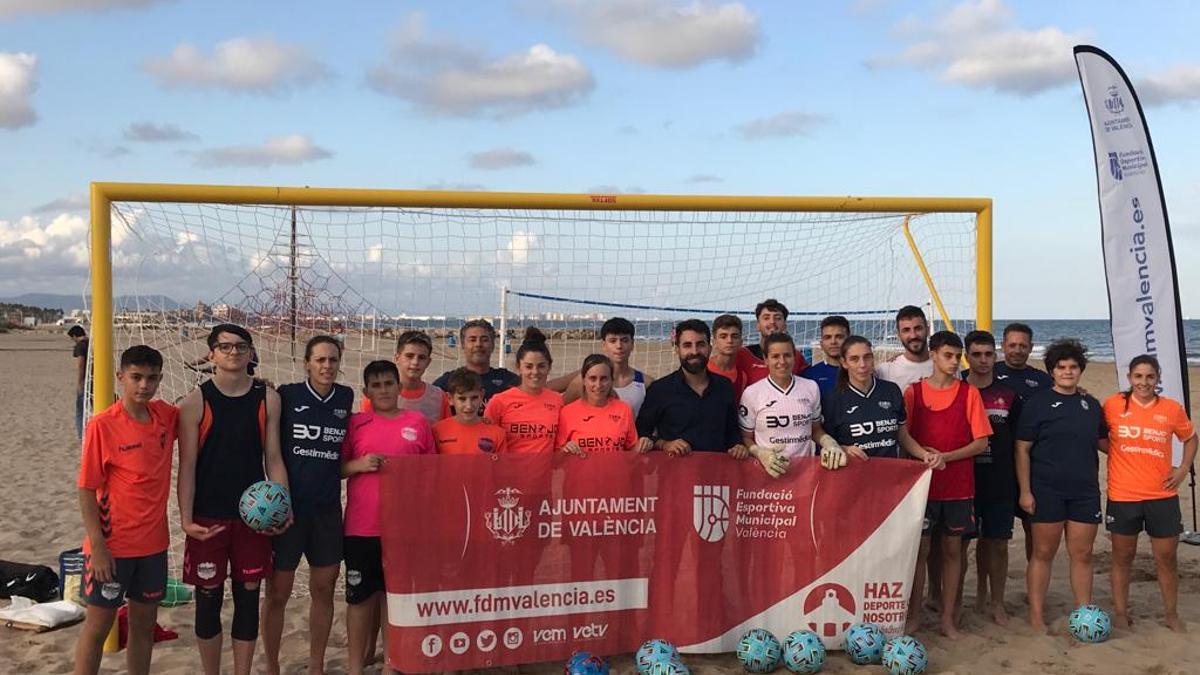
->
[87,185,991,595]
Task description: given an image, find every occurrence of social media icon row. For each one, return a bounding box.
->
[422,627,524,657]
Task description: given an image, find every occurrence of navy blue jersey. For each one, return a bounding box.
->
[433,367,518,408]
[974,381,1021,503]
[278,381,353,514]
[1016,389,1106,498]
[801,362,839,396]
[994,362,1053,403]
[820,377,907,458]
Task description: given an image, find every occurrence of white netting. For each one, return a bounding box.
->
[95,199,981,594]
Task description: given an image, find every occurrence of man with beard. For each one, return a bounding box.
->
[433,319,518,408]
[637,319,746,457]
[994,323,1053,402]
[877,305,933,391]
[736,299,810,387]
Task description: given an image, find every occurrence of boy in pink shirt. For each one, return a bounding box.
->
[341,360,434,675]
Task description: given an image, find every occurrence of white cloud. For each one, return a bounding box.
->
[0,213,91,292]
[124,121,198,142]
[0,0,166,17]
[468,148,536,170]
[33,193,88,214]
[1137,65,1200,106]
[504,231,539,265]
[542,0,760,68]
[144,36,329,94]
[368,12,593,117]
[194,134,332,168]
[870,0,1086,95]
[0,52,37,129]
[737,111,827,139]
[365,244,384,263]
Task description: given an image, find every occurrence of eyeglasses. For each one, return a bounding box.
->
[215,342,251,354]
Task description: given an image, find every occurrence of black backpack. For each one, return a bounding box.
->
[0,560,60,603]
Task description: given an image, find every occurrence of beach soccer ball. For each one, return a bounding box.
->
[737,628,783,672]
[637,639,680,673]
[238,480,291,532]
[845,622,886,665]
[565,651,609,675]
[782,630,825,674]
[1068,604,1112,643]
[643,659,690,675]
[882,636,928,675]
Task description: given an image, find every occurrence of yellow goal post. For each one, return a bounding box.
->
[89,181,992,407]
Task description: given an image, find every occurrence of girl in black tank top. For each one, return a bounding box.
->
[194,380,267,519]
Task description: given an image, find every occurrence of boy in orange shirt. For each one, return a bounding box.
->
[73,345,179,675]
[434,369,507,454]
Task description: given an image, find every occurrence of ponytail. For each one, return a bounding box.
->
[515,326,552,365]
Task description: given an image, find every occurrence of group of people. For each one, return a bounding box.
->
[71,299,1195,674]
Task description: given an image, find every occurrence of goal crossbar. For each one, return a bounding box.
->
[88,181,993,406]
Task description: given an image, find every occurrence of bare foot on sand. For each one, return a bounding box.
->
[940,620,962,639]
[991,603,1009,626]
[1113,612,1133,630]
[905,615,922,635]
[1165,614,1187,633]
[1029,612,1046,635]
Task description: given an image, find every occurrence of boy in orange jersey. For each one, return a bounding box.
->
[360,331,449,423]
[433,368,507,454]
[74,345,179,675]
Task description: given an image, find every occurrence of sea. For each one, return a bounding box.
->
[381,317,1200,365]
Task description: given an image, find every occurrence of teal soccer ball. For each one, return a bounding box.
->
[636,639,679,673]
[238,480,291,532]
[782,630,825,674]
[882,635,928,675]
[844,622,886,665]
[1068,604,1112,643]
[737,628,782,672]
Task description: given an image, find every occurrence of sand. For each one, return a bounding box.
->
[1,327,1198,674]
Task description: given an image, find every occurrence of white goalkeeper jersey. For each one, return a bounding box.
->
[738,375,822,459]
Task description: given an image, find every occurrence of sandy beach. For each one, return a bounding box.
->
[2,327,1198,674]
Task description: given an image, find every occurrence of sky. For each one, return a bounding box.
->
[1,0,1199,319]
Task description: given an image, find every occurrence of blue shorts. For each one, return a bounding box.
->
[1029,485,1101,524]
[972,499,1015,540]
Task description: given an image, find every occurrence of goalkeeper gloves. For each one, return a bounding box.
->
[819,435,848,470]
[749,444,790,478]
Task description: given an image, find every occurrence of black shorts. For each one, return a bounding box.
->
[1029,485,1101,524]
[343,536,383,605]
[1106,496,1183,538]
[972,499,1015,540]
[922,499,976,537]
[84,550,167,609]
[272,505,343,571]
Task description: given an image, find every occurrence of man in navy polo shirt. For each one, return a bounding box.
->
[637,319,745,456]
[995,322,1053,401]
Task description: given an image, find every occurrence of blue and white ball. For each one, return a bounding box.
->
[882,636,928,675]
[637,639,680,673]
[238,480,291,531]
[736,628,782,673]
[643,659,690,675]
[844,622,886,665]
[782,630,825,674]
[565,651,609,675]
[1068,604,1112,643]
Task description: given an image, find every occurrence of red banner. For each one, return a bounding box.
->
[381,453,930,672]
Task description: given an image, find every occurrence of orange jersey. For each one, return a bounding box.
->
[433,417,507,454]
[484,387,563,453]
[708,360,747,401]
[556,398,638,453]
[77,400,179,557]
[1104,394,1195,501]
[360,383,450,422]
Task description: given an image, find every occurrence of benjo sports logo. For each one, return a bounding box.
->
[693,485,731,542]
[804,583,856,638]
[1105,85,1125,115]
[485,487,532,543]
